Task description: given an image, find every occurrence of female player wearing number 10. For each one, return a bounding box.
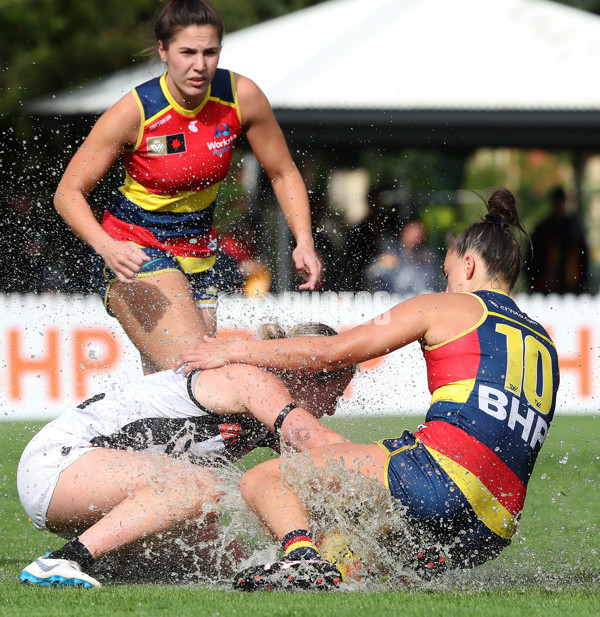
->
[177,188,561,590]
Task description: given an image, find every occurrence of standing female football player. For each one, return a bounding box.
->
[54,0,321,374]
[176,188,560,590]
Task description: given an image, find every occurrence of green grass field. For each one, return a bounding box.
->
[1,415,599,616]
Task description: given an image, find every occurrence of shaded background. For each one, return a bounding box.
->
[1,0,599,295]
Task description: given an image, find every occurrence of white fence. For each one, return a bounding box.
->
[0,292,597,421]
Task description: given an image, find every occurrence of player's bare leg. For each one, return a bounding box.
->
[46,448,220,552]
[241,443,386,540]
[21,448,220,588]
[234,443,387,591]
[108,270,216,375]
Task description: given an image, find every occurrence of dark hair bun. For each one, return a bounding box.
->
[487,188,519,227]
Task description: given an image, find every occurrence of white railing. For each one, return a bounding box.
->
[0,292,596,420]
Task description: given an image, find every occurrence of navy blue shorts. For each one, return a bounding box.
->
[91,247,219,314]
[378,431,510,568]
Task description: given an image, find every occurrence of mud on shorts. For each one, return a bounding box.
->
[91,247,219,314]
[377,430,511,569]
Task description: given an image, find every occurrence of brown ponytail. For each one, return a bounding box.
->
[450,188,530,290]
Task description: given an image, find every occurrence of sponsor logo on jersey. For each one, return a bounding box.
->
[147,133,187,155]
[207,123,237,157]
[188,120,198,133]
[478,385,549,450]
[148,114,172,131]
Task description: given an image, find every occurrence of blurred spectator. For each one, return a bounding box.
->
[363,218,442,296]
[0,194,98,295]
[526,187,589,295]
[217,232,272,298]
[0,196,49,293]
[342,190,395,291]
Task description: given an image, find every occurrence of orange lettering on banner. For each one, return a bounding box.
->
[555,326,592,397]
[73,328,121,399]
[7,328,60,400]
[359,357,385,371]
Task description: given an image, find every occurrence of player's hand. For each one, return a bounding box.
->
[292,244,322,291]
[99,240,150,283]
[174,336,231,375]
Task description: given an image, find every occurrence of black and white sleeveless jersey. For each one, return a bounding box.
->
[47,369,275,465]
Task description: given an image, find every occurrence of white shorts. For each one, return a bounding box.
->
[17,425,94,531]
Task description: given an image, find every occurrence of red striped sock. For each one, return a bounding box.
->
[281,529,321,560]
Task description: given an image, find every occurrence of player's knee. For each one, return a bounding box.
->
[162,466,217,504]
[239,468,260,504]
[240,461,280,504]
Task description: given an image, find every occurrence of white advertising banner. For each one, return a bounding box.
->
[0,292,597,421]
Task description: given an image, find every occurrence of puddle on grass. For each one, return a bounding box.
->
[88,448,600,592]
[6,416,599,592]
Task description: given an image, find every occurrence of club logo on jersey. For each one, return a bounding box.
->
[147,133,187,155]
[206,123,237,158]
[215,123,230,138]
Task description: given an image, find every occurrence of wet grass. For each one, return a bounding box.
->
[0,586,599,617]
[1,415,598,616]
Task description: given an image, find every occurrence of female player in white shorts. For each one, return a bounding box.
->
[18,323,354,588]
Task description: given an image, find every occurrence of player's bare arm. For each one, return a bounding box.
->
[192,364,348,450]
[54,93,149,281]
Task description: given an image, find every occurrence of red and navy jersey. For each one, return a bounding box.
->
[102,69,242,263]
[415,290,559,538]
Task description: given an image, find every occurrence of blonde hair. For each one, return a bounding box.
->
[258,322,338,340]
[258,322,356,381]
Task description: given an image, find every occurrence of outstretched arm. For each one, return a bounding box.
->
[192,364,350,451]
[175,294,450,375]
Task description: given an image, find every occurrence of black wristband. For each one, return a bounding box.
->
[273,403,299,440]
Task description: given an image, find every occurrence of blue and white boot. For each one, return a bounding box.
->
[20,556,101,588]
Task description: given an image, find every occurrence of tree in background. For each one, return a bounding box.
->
[558,0,600,13]
[0,0,323,118]
[2,0,596,118]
